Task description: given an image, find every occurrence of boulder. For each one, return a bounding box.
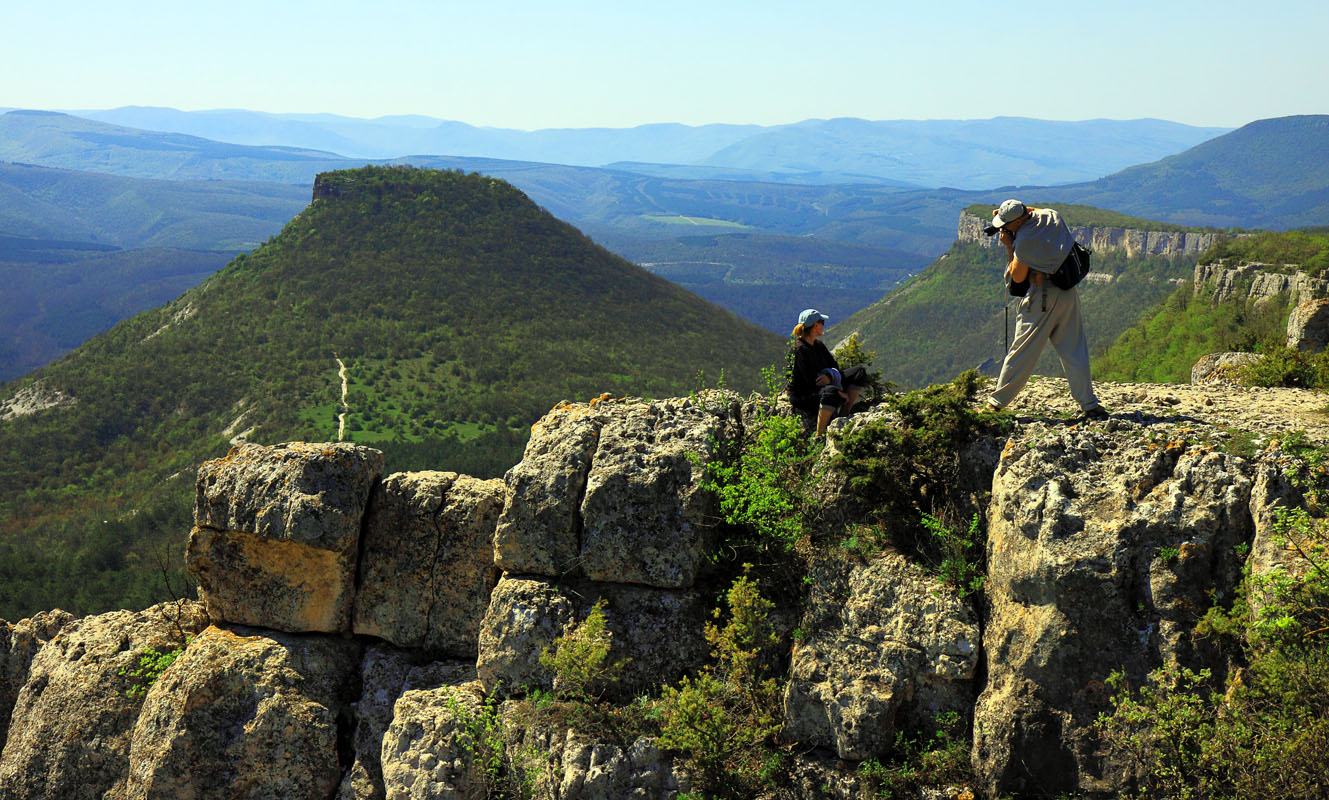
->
[782,552,980,760]
[579,394,741,588]
[1190,352,1261,386]
[379,666,490,800]
[973,421,1253,798]
[336,650,477,800]
[123,623,361,800]
[187,441,384,632]
[1286,298,1329,352]
[0,609,74,750]
[354,472,503,656]
[0,602,209,800]
[476,578,575,696]
[476,576,709,701]
[494,402,604,577]
[515,724,688,800]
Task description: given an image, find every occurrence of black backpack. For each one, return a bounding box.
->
[1050,242,1092,290]
[1006,242,1092,297]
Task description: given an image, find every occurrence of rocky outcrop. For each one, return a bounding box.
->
[124,624,361,800]
[973,420,1252,797]
[0,602,209,800]
[353,472,503,656]
[188,441,384,633]
[0,610,73,749]
[1193,260,1329,306]
[7,380,1329,800]
[496,393,741,588]
[783,553,979,760]
[1286,298,1329,352]
[957,210,1233,258]
[1190,352,1261,386]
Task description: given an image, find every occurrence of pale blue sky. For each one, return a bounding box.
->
[5,0,1326,129]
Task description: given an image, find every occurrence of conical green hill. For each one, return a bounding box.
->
[0,165,784,619]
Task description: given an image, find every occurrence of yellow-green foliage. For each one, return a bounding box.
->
[659,570,783,797]
[539,599,626,703]
[118,641,188,699]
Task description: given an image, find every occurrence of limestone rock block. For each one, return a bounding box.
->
[579,394,741,588]
[187,441,384,632]
[0,602,209,800]
[124,623,361,800]
[354,472,503,656]
[380,667,489,800]
[514,725,688,799]
[1286,298,1329,352]
[782,553,979,760]
[0,609,73,750]
[476,576,709,701]
[336,649,477,800]
[1190,351,1260,386]
[973,421,1253,798]
[476,577,574,695]
[494,403,604,576]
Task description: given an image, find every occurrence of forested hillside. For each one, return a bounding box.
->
[0,166,784,620]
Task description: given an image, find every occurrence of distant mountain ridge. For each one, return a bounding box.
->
[61,106,1228,189]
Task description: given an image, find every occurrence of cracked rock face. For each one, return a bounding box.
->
[354,472,503,657]
[974,421,1253,798]
[0,602,209,800]
[783,552,980,761]
[188,441,384,633]
[579,394,740,589]
[379,665,489,800]
[476,576,709,701]
[0,609,74,751]
[495,404,605,577]
[124,623,361,800]
[496,393,740,589]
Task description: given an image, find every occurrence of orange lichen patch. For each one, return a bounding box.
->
[188,526,351,632]
[588,392,613,408]
[1165,440,1187,455]
[1000,438,1023,461]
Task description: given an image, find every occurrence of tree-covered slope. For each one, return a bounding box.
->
[0,166,784,620]
[0,242,232,381]
[1094,229,1329,382]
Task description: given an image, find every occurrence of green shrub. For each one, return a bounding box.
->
[658,570,783,797]
[1240,345,1329,389]
[921,512,986,597]
[1097,493,1329,799]
[118,640,188,698]
[539,598,627,703]
[857,711,973,798]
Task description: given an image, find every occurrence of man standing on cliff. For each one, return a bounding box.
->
[985,199,1108,420]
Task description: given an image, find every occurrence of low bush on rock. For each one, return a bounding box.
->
[1098,444,1329,799]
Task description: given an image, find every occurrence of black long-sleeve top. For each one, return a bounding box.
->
[787,339,838,403]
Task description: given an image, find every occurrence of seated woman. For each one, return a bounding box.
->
[787,308,868,435]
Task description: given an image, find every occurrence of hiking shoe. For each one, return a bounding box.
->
[1082,405,1110,421]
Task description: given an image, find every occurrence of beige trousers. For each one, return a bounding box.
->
[988,281,1100,411]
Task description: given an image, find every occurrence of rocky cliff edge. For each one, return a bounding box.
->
[1,382,1324,799]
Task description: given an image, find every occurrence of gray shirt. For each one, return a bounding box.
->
[1014,207,1076,273]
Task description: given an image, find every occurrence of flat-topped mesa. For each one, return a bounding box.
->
[1193,259,1329,306]
[957,209,1235,258]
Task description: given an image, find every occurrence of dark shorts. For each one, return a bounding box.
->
[791,365,868,413]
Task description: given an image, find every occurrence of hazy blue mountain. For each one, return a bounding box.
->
[0,110,363,182]
[1036,116,1329,229]
[0,161,307,249]
[701,117,1231,189]
[64,107,1227,188]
